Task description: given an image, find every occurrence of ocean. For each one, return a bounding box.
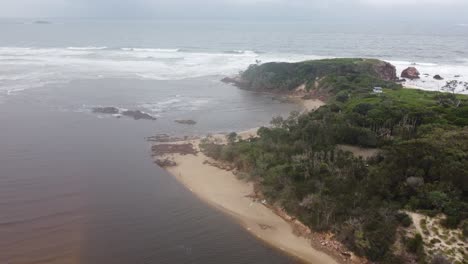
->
[0,18,467,264]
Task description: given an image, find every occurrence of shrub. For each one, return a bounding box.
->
[442,215,461,229]
[406,233,425,261]
[430,254,451,264]
[396,212,413,228]
[462,220,468,238]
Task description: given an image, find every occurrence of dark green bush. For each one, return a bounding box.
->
[396,212,413,228]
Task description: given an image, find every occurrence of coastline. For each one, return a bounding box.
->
[152,99,357,264]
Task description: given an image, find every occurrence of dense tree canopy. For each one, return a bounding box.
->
[204,60,468,262]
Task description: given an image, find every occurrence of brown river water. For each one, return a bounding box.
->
[0,77,301,264]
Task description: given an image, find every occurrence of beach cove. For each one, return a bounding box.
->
[151,98,367,264]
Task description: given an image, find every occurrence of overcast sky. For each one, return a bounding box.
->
[1,0,467,21]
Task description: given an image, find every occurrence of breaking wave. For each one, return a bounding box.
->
[0,46,467,95]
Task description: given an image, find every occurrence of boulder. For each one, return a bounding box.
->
[175,119,197,125]
[92,107,120,114]
[372,61,398,81]
[401,67,420,79]
[154,158,177,168]
[433,75,444,80]
[122,110,156,120]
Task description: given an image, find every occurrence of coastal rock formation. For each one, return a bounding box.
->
[401,67,420,79]
[151,143,198,156]
[175,119,197,125]
[92,106,120,114]
[154,158,177,168]
[147,134,197,143]
[122,110,156,120]
[221,76,249,88]
[227,58,401,94]
[372,60,398,81]
[433,74,444,80]
[92,107,156,121]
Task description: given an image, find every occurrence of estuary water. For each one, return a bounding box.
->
[0,18,467,264]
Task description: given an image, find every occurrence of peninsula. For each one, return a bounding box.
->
[152,58,467,264]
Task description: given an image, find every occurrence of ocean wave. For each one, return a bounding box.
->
[389,60,438,67]
[223,50,258,55]
[67,46,108,50]
[121,48,180,52]
[139,97,212,114]
[1,45,467,95]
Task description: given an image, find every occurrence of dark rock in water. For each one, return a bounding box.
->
[154,158,177,168]
[152,143,198,156]
[433,74,444,80]
[92,107,120,114]
[147,134,198,143]
[221,76,249,88]
[122,110,156,120]
[401,67,420,79]
[175,119,197,125]
[454,75,461,78]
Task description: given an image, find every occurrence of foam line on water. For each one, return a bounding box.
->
[0,46,467,95]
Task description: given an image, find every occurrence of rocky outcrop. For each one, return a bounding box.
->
[151,143,198,156]
[175,119,197,125]
[92,107,120,114]
[221,76,249,88]
[433,75,444,80]
[122,110,156,120]
[147,134,198,143]
[92,107,156,121]
[372,60,398,81]
[154,158,177,168]
[401,67,420,79]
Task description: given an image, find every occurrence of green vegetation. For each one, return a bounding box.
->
[204,59,468,262]
[406,234,425,261]
[241,58,400,92]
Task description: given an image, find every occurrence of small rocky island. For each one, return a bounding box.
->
[92,107,156,120]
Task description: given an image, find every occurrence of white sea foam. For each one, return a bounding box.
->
[390,60,468,94]
[0,46,467,95]
[139,96,212,114]
[122,48,180,52]
[67,46,108,50]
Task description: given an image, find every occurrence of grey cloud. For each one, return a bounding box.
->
[0,0,467,20]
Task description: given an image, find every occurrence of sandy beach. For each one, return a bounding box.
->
[153,99,354,264]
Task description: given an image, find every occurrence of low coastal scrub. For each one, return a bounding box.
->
[204,59,468,263]
[240,58,400,93]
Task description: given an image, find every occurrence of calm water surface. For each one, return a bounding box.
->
[0,78,301,264]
